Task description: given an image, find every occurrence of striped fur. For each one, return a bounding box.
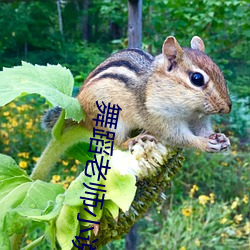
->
[77,36,232,153]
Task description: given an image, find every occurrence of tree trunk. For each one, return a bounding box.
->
[82,0,89,41]
[56,0,63,36]
[128,0,142,48]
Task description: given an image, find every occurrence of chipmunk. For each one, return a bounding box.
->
[44,36,232,153]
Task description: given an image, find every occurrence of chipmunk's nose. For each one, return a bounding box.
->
[219,101,232,114]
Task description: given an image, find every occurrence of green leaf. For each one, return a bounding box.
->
[102,168,136,212]
[66,142,94,163]
[0,154,30,181]
[64,171,99,207]
[0,176,31,201]
[0,62,84,122]
[56,205,80,250]
[103,200,119,219]
[20,181,64,213]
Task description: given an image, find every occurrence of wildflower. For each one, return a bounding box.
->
[243,195,248,204]
[75,159,81,165]
[231,197,240,209]
[232,150,237,156]
[9,103,16,108]
[51,175,61,183]
[198,195,210,206]
[236,229,243,237]
[194,238,201,247]
[70,165,77,172]
[3,111,9,116]
[26,121,33,129]
[18,152,30,159]
[62,160,69,166]
[220,217,228,224]
[189,184,199,198]
[209,193,215,204]
[234,214,243,224]
[19,161,28,169]
[182,207,192,217]
[221,162,228,167]
[0,130,8,138]
[32,157,39,163]
[66,176,75,182]
[244,221,250,234]
[11,119,18,127]
[63,182,69,189]
[179,247,186,250]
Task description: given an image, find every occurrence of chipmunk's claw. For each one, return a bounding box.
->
[207,133,230,152]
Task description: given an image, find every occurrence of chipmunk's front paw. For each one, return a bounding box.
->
[129,134,156,152]
[206,133,230,152]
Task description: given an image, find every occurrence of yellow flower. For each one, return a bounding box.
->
[220,217,228,224]
[75,159,81,165]
[209,193,215,204]
[9,102,16,108]
[32,157,39,162]
[179,247,186,250]
[232,150,237,156]
[19,161,28,169]
[0,130,8,138]
[63,182,69,189]
[11,119,18,127]
[62,160,69,166]
[198,195,210,206]
[26,121,33,129]
[182,207,192,217]
[236,229,242,237]
[18,152,30,159]
[3,111,9,116]
[234,214,243,224]
[70,165,77,172]
[244,221,250,234]
[66,176,75,182]
[221,162,228,167]
[189,184,199,197]
[243,195,248,204]
[231,198,240,209]
[51,175,61,183]
[194,238,201,247]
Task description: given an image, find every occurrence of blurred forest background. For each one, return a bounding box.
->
[0,0,249,249]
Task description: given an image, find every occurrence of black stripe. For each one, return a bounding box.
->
[91,60,140,79]
[96,73,130,85]
[124,48,154,62]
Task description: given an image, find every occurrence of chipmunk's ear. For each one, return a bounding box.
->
[191,36,205,52]
[162,36,184,63]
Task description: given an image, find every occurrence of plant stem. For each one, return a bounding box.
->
[30,125,92,181]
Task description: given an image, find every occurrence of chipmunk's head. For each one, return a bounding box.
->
[159,36,232,115]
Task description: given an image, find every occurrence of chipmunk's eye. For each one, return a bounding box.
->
[190,72,204,87]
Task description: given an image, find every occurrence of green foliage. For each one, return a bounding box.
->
[0,62,84,121]
[138,197,249,249]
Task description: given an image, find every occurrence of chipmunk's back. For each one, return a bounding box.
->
[82,48,155,88]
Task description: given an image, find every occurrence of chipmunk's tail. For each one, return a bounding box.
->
[41,106,62,130]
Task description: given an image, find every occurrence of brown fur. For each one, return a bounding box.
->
[77,36,231,152]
